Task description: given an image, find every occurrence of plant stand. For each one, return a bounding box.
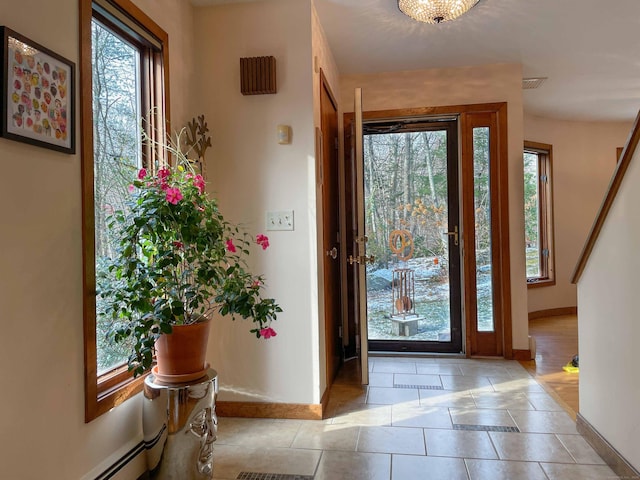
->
[143,369,218,479]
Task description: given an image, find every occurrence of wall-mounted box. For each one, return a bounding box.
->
[240,56,277,95]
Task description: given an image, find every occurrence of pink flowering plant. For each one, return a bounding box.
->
[100,132,281,376]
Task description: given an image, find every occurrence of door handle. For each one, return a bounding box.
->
[326,247,338,260]
[347,254,375,265]
[443,226,459,246]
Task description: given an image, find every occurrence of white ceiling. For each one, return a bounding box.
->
[192,0,640,123]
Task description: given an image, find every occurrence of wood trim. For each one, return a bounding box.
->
[321,386,331,416]
[526,278,556,289]
[577,413,640,480]
[572,110,640,283]
[512,349,532,361]
[80,0,98,424]
[217,401,323,420]
[343,102,510,120]
[528,306,577,320]
[524,141,555,288]
[496,104,513,359]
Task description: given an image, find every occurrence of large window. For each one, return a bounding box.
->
[523,141,555,287]
[81,0,169,421]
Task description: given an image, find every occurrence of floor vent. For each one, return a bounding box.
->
[394,384,444,390]
[453,424,520,433]
[237,473,313,480]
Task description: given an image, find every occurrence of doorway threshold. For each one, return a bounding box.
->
[368,351,466,359]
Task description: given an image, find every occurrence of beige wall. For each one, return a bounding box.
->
[193,0,322,404]
[577,134,640,471]
[0,1,195,478]
[524,115,631,313]
[341,63,530,351]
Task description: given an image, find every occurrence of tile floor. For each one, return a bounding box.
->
[212,357,620,480]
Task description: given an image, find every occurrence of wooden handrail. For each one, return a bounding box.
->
[571,110,640,284]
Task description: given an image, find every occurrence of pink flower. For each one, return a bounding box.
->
[128,184,135,193]
[157,168,170,181]
[251,280,261,289]
[193,174,205,194]
[256,234,270,250]
[165,187,183,205]
[137,168,147,180]
[173,241,184,249]
[226,239,237,253]
[260,327,277,339]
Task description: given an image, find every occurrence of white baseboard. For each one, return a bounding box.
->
[80,437,146,480]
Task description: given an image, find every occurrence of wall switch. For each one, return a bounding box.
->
[266,210,294,231]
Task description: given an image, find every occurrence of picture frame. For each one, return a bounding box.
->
[0,26,75,154]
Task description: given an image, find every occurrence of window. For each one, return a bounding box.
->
[523,141,555,287]
[81,0,169,422]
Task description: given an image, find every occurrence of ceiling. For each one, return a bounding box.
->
[192,0,640,123]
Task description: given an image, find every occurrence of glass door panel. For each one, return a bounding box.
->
[473,127,494,332]
[364,121,462,353]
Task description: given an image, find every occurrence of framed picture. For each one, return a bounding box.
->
[0,26,75,154]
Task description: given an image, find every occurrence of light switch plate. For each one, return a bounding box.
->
[266,210,294,231]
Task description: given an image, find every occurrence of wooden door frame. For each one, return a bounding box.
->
[343,102,513,359]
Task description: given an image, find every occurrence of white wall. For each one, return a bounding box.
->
[340,64,530,351]
[0,1,195,478]
[577,134,640,471]
[193,0,322,404]
[524,115,631,313]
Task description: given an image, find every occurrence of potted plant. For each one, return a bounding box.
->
[99,130,281,379]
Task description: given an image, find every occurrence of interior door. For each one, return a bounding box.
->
[319,71,342,387]
[363,120,463,353]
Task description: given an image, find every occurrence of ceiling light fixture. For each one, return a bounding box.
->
[398,0,480,24]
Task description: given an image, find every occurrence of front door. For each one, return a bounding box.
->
[363,119,463,353]
[344,103,511,361]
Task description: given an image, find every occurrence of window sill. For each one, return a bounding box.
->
[527,278,555,289]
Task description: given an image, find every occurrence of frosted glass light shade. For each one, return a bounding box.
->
[398,0,480,24]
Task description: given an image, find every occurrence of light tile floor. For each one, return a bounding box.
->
[212,357,621,480]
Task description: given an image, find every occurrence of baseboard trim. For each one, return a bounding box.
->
[511,349,532,361]
[217,401,323,420]
[528,306,577,320]
[577,413,640,480]
[320,386,331,418]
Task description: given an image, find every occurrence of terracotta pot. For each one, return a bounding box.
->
[154,318,211,380]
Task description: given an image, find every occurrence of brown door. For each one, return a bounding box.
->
[320,71,342,387]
